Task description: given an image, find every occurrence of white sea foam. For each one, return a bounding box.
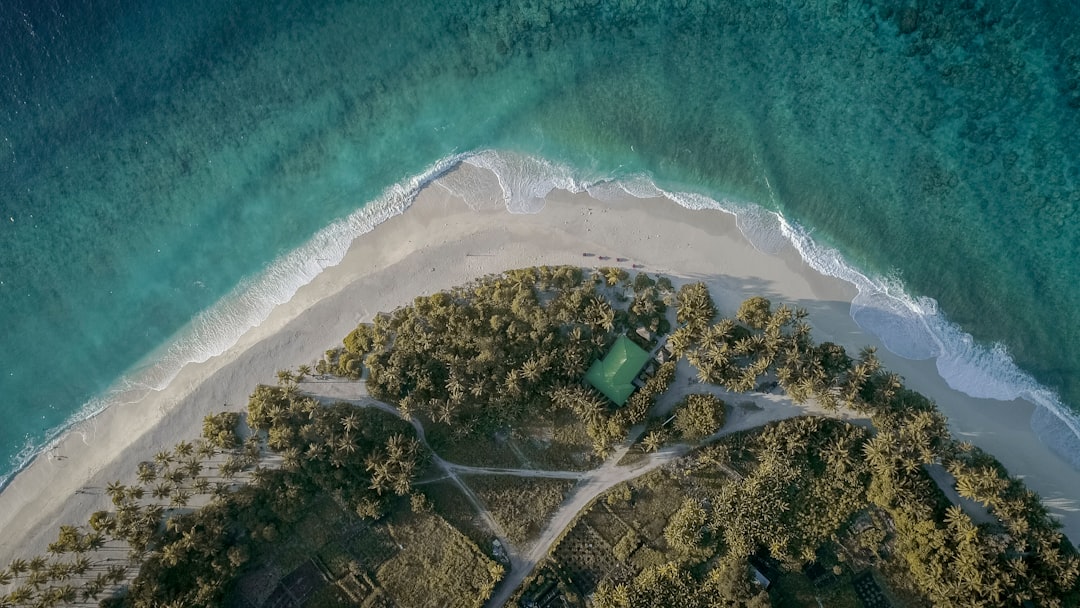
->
[7,147,1080,491]
[774,212,1080,466]
[124,151,468,396]
[0,153,466,491]
[463,148,1080,468]
[464,150,591,213]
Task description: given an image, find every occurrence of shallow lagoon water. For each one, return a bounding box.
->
[2,0,1079,482]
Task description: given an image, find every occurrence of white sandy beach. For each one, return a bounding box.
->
[1,162,1078,565]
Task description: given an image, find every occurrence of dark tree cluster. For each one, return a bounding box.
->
[338,266,672,456]
[669,294,1080,607]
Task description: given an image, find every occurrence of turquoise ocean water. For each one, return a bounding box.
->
[2,0,1080,486]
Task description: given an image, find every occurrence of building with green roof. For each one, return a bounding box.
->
[584,334,652,406]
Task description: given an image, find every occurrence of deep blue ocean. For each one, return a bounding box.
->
[2,0,1080,485]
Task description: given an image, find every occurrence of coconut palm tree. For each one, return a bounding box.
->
[105,565,126,585]
[151,481,173,501]
[27,570,48,588]
[340,413,360,435]
[105,481,126,506]
[153,450,174,468]
[212,482,230,502]
[276,369,296,386]
[69,556,91,578]
[192,477,211,494]
[81,579,105,603]
[642,430,666,453]
[336,436,357,456]
[135,462,157,485]
[7,559,28,577]
[126,486,145,502]
[170,490,192,509]
[173,440,193,459]
[82,532,106,553]
[196,440,217,460]
[5,586,33,604]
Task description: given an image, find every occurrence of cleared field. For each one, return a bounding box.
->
[462,475,577,547]
[377,512,504,608]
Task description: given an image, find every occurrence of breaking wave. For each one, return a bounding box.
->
[462,149,1080,468]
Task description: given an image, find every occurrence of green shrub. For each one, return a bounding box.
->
[673,394,726,440]
[201,411,241,449]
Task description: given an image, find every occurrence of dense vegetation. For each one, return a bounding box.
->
[3,267,1078,607]
[521,277,1080,608]
[343,265,672,457]
[659,285,1080,607]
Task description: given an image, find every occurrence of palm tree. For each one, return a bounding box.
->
[174,440,194,458]
[212,482,231,501]
[6,586,33,604]
[152,481,173,501]
[340,413,360,434]
[154,450,173,468]
[81,580,105,603]
[126,486,145,501]
[160,542,185,568]
[27,570,48,588]
[183,459,203,480]
[521,358,544,382]
[196,440,217,460]
[8,558,29,576]
[27,557,47,574]
[336,436,357,455]
[69,556,90,577]
[276,369,296,386]
[83,532,106,553]
[296,364,311,380]
[136,462,157,485]
[104,565,125,585]
[192,477,211,494]
[106,481,126,506]
[281,448,302,472]
[433,400,454,424]
[170,490,192,509]
[469,380,486,399]
[642,430,666,453]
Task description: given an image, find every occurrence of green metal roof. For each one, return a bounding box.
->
[584,335,651,406]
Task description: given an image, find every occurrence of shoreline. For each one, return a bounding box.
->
[2,163,1078,564]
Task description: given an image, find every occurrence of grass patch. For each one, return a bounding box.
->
[304,583,358,608]
[514,409,601,471]
[376,511,504,608]
[463,475,577,546]
[419,479,494,551]
[617,470,687,543]
[425,424,522,468]
[768,570,861,608]
[616,448,648,467]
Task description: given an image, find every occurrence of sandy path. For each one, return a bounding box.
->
[443,465,586,480]
[484,437,686,607]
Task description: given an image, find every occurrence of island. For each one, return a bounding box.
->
[1,263,1077,608]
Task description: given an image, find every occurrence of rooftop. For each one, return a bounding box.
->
[583,334,651,406]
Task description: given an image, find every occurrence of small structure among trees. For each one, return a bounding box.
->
[583,335,652,406]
